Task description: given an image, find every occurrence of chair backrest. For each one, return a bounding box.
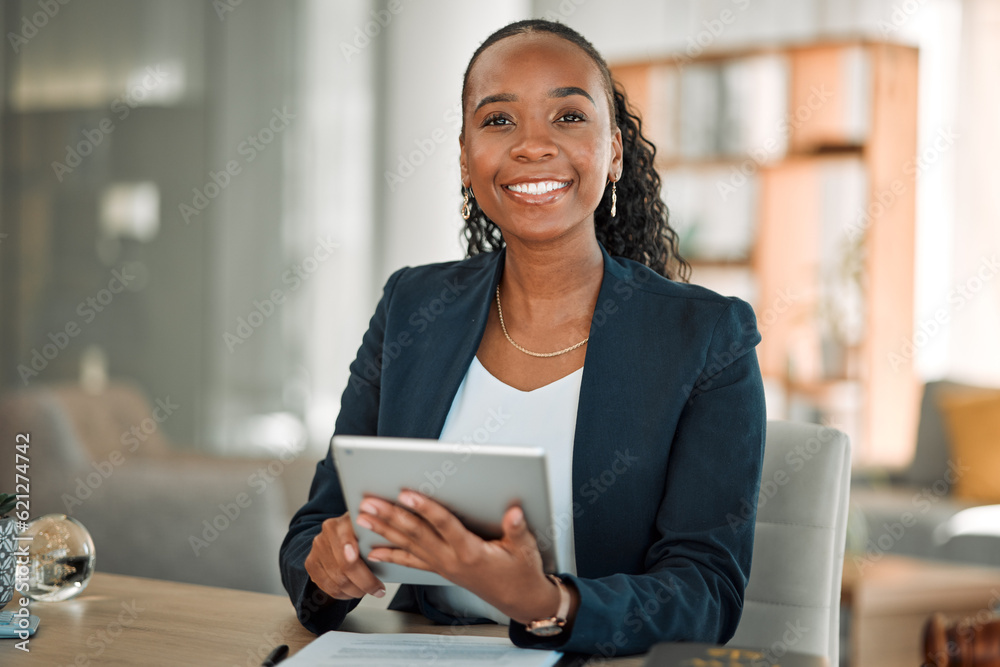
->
[906,380,965,487]
[728,421,852,665]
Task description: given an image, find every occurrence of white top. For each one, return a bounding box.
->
[425,356,582,625]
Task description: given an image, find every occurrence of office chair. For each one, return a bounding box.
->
[728,420,852,665]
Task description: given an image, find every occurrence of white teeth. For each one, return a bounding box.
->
[507,181,570,195]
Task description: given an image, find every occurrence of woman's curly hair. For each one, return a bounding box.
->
[459,19,690,282]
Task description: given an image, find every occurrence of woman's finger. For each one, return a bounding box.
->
[358,501,439,557]
[306,535,367,599]
[397,490,478,551]
[501,506,544,565]
[305,515,385,600]
[336,527,387,599]
[367,546,433,572]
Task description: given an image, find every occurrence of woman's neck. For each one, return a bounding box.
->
[498,231,604,326]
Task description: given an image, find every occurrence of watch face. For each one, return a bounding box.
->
[527,620,564,637]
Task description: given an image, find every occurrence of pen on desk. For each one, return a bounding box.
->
[261,644,289,667]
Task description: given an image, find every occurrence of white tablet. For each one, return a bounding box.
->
[332,435,559,586]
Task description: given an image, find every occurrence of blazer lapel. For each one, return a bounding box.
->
[381,249,505,440]
[571,244,647,577]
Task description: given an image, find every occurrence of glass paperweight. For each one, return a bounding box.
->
[21,514,96,602]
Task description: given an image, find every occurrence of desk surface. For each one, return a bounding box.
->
[840,553,1000,667]
[0,573,644,666]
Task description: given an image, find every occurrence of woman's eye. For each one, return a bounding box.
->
[483,114,512,126]
[558,112,585,122]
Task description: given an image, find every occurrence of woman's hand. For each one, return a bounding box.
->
[304,513,387,601]
[358,491,564,625]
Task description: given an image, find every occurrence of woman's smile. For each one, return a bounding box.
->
[505,180,571,195]
[461,32,622,244]
[502,179,573,206]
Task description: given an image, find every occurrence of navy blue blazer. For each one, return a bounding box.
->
[279,243,766,657]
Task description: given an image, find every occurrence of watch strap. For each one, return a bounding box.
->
[547,574,570,622]
[524,575,571,636]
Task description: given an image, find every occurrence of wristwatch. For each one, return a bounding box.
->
[525,574,571,637]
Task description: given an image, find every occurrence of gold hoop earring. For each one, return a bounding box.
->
[610,181,617,218]
[461,186,473,220]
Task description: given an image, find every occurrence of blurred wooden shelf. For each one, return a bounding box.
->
[612,41,921,465]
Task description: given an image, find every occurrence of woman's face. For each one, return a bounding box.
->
[461,33,623,246]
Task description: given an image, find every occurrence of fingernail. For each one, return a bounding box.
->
[373,588,386,598]
[399,492,418,508]
[512,507,524,526]
[368,553,382,562]
[357,516,373,530]
[344,543,357,562]
[359,501,378,516]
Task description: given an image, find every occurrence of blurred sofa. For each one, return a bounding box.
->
[0,380,315,595]
[850,380,1000,567]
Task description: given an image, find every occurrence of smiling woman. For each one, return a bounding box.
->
[280,19,766,657]
[460,21,688,284]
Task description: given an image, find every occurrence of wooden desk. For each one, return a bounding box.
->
[0,573,643,666]
[841,554,1000,667]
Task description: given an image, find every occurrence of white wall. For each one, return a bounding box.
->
[531,0,925,63]
[946,0,1000,384]
[377,0,531,281]
[293,0,380,454]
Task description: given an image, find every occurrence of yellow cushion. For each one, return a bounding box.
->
[938,389,1000,503]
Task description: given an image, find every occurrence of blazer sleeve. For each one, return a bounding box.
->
[278,267,408,634]
[510,298,766,656]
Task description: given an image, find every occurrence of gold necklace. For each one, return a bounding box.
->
[495,285,589,358]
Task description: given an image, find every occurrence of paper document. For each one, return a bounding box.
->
[283,631,562,666]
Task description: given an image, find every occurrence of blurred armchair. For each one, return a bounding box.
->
[850,380,1000,567]
[0,380,314,594]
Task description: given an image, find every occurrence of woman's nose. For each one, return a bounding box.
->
[510,120,558,161]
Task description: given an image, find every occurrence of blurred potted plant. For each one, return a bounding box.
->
[0,493,17,609]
